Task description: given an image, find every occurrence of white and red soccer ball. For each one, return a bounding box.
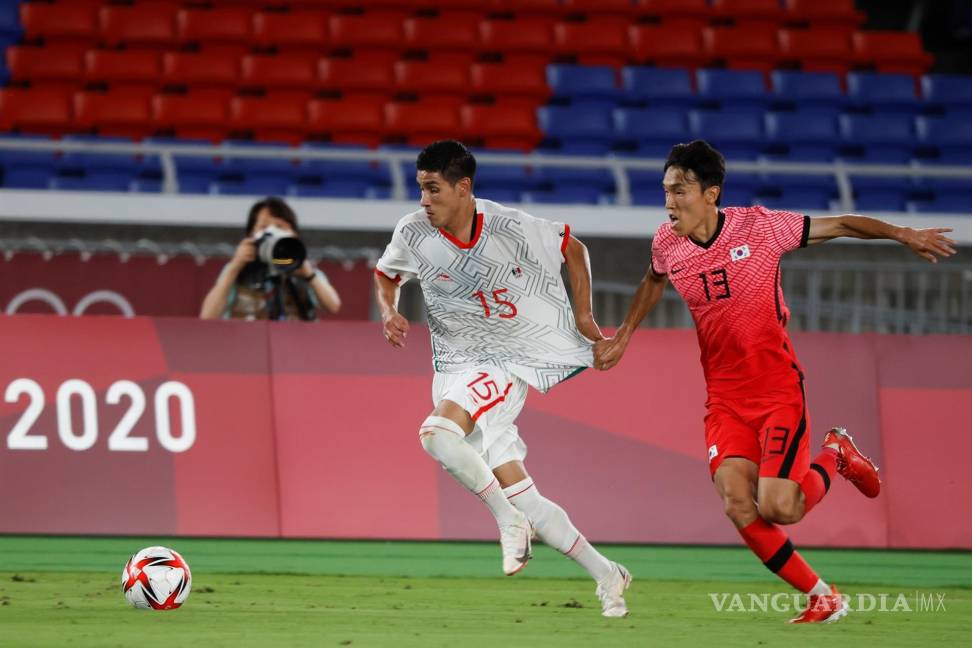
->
[121,546,192,610]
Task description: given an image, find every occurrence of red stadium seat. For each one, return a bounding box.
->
[553,19,630,66]
[162,51,240,88]
[241,54,318,91]
[152,93,229,141]
[253,10,330,50]
[98,3,178,48]
[629,24,708,68]
[85,50,162,86]
[328,13,404,51]
[307,97,385,146]
[561,0,641,17]
[704,25,781,71]
[639,0,711,27]
[479,18,554,55]
[74,90,152,138]
[20,2,98,42]
[784,0,865,29]
[393,60,469,97]
[229,95,307,144]
[778,28,854,74]
[469,62,549,100]
[0,87,73,134]
[318,55,394,96]
[487,0,565,16]
[384,100,460,145]
[711,0,785,24]
[6,45,85,83]
[460,103,541,151]
[177,7,255,46]
[403,13,481,52]
[853,31,934,76]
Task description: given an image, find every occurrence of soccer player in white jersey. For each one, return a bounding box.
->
[374,140,631,617]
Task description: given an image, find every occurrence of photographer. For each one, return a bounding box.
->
[200,197,341,321]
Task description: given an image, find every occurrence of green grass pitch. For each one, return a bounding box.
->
[0,536,969,647]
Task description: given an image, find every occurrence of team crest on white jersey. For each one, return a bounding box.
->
[730,244,751,262]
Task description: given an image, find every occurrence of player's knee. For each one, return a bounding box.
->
[722,493,757,526]
[757,495,802,525]
[418,416,465,454]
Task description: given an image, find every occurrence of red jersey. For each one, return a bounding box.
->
[650,206,810,398]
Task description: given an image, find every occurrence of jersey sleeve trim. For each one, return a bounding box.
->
[560,224,571,256]
[374,268,401,284]
[650,260,667,278]
[799,215,811,248]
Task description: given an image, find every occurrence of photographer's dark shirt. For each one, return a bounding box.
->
[221,263,325,321]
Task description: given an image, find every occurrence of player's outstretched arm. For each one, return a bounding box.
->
[374,272,409,348]
[807,215,957,263]
[563,235,604,342]
[593,268,667,371]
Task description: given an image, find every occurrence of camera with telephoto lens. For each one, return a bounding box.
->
[252,225,307,277]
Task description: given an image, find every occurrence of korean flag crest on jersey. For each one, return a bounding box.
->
[730,244,751,262]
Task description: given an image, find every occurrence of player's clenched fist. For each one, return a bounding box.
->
[382,311,409,348]
[593,337,626,371]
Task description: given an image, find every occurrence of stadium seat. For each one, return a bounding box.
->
[546,65,619,104]
[385,101,461,146]
[916,113,972,160]
[908,190,972,214]
[393,60,468,97]
[536,164,615,194]
[227,96,307,144]
[852,31,934,76]
[162,51,240,88]
[553,18,630,66]
[6,45,84,84]
[840,113,917,162]
[613,108,687,150]
[403,13,481,52]
[0,88,74,134]
[469,62,549,101]
[241,54,317,91]
[461,104,542,151]
[522,186,605,205]
[318,55,394,97]
[702,25,781,72]
[58,134,141,183]
[177,7,254,46]
[629,24,708,68]
[152,94,229,141]
[853,187,910,212]
[85,49,162,85]
[329,13,403,51]
[846,72,920,112]
[297,142,390,187]
[20,2,99,42]
[784,0,865,29]
[770,70,846,111]
[560,0,641,17]
[307,97,386,146]
[210,176,291,196]
[0,134,58,189]
[98,3,178,48]
[620,67,695,107]
[696,69,770,108]
[764,111,840,161]
[778,28,854,74]
[73,90,152,138]
[639,0,711,27]
[536,105,615,148]
[689,108,766,159]
[473,163,539,193]
[220,139,299,181]
[252,10,330,50]
[921,74,972,112]
[479,18,554,55]
[488,0,565,16]
[712,0,785,22]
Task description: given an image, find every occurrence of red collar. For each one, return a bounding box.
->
[439,212,484,250]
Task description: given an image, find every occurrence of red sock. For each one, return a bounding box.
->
[739,518,819,593]
[799,448,839,516]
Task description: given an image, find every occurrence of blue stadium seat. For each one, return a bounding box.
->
[908,191,972,214]
[221,140,299,181]
[288,181,372,199]
[854,188,910,212]
[298,143,390,189]
[847,72,920,113]
[58,135,141,176]
[696,69,770,109]
[537,105,615,148]
[521,186,604,205]
[721,172,762,207]
[144,136,223,189]
[765,111,840,161]
[536,165,615,193]
[689,109,766,160]
[475,188,521,204]
[921,74,972,112]
[839,113,917,163]
[916,113,972,162]
[612,108,686,150]
[546,65,620,104]
[210,178,291,196]
[475,164,539,192]
[0,134,58,188]
[49,174,133,192]
[771,71,847,112]
[131,179,164,193]
[620,67,696,107]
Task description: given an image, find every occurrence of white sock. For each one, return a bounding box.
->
[420,416,520,527]
[809,578,831,597]
[503,477,614,582]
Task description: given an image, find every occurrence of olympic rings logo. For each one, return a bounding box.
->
[4,289,135,317]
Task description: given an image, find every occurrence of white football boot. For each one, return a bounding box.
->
[499,510,533,576]
[596,563,632,617]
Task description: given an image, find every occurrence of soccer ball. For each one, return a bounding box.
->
[121,546,192,610]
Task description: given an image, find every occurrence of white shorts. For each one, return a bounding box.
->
[432,365,529,470]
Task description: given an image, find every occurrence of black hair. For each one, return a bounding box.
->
[246,196,299,235]
[416,139,476,186]
[664,140,726,206]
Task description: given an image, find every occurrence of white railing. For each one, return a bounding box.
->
[2,137,972,211]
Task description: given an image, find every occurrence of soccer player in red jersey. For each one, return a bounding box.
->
[594,140,956,623]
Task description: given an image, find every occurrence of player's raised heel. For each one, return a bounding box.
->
[789,584,848,624]
[822,427,881,498]
[499,511,533,576]
[596,563,632,618]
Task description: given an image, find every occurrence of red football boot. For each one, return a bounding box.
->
[789,584,848,624]
[822,427,881,498]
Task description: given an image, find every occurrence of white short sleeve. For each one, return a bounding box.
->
[376,219,419,285]
[516,210,571,275]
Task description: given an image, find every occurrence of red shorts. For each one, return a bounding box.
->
[704,382,810,481]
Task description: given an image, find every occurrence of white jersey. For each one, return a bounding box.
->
[376,198,593,392]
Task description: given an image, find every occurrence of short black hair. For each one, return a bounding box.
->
[664,140,726,206]
[416,139,476,186]
[246,196,299,235]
